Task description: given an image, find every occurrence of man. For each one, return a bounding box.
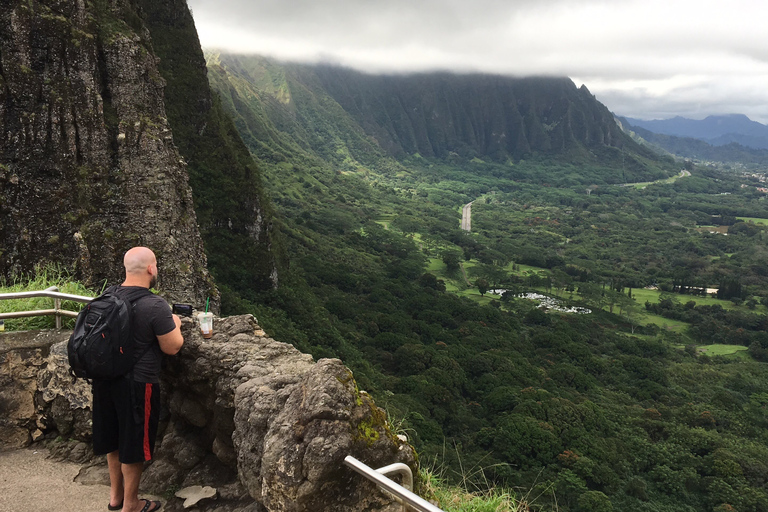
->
[91,247,184,512]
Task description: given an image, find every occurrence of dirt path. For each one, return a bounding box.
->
[0,447,158,512]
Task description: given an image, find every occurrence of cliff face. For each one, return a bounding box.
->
[310,68,630,161]
[0,0,214,305]
[208,55,663,175]
[0,0,281,305]
[133,0,280,293]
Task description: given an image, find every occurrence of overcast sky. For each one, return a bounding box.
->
[187,0,768,124]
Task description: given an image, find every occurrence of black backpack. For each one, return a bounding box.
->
[67,286,153,380]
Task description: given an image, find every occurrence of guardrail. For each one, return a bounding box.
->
[0,286,93,329]
[343,456,445,512]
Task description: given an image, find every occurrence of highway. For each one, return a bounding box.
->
[461,201,473,231]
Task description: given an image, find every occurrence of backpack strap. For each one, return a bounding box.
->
[121,286,154,305]
[121,286,155,362]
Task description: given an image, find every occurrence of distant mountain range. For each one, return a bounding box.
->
[618,116,768,165]
[625,114,768,150]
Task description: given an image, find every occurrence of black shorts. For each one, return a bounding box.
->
[92,377,160,464]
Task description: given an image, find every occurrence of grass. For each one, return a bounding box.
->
[0,265,96,331]
[507,263,549,276]
[633,310,690,333]
[427,258,446,272]
[699,344,749,356]
[373,214,396,230]
[456,288,497,306]
[631,287,765,313]
[737,217,768,225]
[419,466,529,512]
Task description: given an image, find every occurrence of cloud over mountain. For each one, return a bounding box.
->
[188,0,768,123]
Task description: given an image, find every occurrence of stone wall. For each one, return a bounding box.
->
[0,317,417,512]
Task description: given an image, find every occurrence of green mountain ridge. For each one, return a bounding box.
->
[206,53,674,184]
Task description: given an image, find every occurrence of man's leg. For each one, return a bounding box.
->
[94,380,122,508]
[106,450,124,508]
[118,381,161,512]
[121,462,144,512]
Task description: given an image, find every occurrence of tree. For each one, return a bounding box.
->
[476,278,489,296]
[578,282,604,310]
[551,269,572,297]
[470,263,508,288]
[619,295,641,333]
[578,491,613,512]
[418,273,446,291]
[442,250,461,272]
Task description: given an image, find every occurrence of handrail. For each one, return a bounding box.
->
[344,456,445,512]
[0,286,93,329]
[377,462,414,492]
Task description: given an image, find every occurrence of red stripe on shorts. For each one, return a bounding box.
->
[143,383,152,461]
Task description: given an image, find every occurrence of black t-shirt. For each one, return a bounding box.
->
[113,286,176,384]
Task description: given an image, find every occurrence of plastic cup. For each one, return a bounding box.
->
[197,312,213,339]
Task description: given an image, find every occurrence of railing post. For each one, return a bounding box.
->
[45,286,62,329]
[55,298,62,328]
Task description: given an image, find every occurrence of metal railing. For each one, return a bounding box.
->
[0,286,93,329]
[344,456,445,512]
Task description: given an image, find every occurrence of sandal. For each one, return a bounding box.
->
[108,502,123,511]
[139,499,162,512]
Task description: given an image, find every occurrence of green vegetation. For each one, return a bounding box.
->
[737,217,768,225]
[420,466,525,512]
[699,344,749,356]
[0,265,95,331]
[196,54,768,512]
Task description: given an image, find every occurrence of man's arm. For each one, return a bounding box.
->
[157,314,183,355]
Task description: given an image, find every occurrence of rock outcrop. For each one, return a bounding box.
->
[0,316,417,512]
[0,0,215,306]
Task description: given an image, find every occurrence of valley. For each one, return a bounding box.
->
[201,54,768,512]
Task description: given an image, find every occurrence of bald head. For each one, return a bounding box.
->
[123,247,158,288]
[124,247,156,274]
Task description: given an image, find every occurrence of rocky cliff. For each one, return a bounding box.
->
[1,317,416,511]
[0,0,214,305]
[311,68,629,161]
[0,0,280,305]
[132,0,281,293]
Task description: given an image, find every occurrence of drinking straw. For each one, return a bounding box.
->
[205,297,210,313]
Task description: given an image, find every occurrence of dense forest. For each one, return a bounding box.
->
[190,54,768,512]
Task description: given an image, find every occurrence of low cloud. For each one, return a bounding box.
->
[188,0,768,123]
